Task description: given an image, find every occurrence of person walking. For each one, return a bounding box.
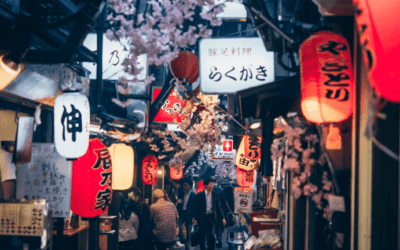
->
[177,177,197,250]
[119,193,139,250]
[165,179,185,248]
[129,187,152,250]
[150,189,179,250]
[213,183,230,248]
[193,177,226,250]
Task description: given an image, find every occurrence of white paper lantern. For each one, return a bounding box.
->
[108,143,134,190]
[54,91,90,159]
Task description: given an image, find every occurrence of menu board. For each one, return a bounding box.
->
[16,143,72,218]
[0,199,47,236]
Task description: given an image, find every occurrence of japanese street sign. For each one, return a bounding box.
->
[152,87,185,124]
[199,37,274,94]
[223,139,233,152]
[210,139,236,161]
[234,187,253,214]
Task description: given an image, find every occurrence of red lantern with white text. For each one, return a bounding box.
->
[353,0,400,102]
[300,31,353,124]
[142,155,158,185]
[237,166,255,187]
[170,50,199,85]
[71,138,112,217]
[108,143,134,190]
[54,91,90,159]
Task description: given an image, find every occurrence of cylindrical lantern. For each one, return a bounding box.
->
[237,166,255,187]
[142,155,158,185]
[170,162,183,180]
[54,91,90,159]
[244,135,262,162]
[170,50,200,85]
[108,143,134,190]
[71,138,112,217]
[353,0,400,102]
[300,30,353,124]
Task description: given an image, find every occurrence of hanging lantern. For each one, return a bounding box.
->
[299,30,353,124]
[71,138,112,218]
[237,166,255,187]
[170,161,183,180]
[54,91,90,159]
[353,0,400,102]
[236,135,262,171]
[142,155,158,185]
[108,143,134,190]
[170,50,200,85]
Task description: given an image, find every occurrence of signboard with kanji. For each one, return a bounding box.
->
[199,37,274,94]
[152,87,185,124]
[210,139,236,161]
[234,187,253,213]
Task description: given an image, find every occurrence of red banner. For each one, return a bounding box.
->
[152,87,185,123]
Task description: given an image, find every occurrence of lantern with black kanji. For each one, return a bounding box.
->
[237,166,255,187]
[54,91,90,160]
[108,143,134,190]
[299,30,353,124]
[353,0,400,102]
[71,138,112,217]
[142,155,158,185]
[170,50,200,85]
[235,135,262,171]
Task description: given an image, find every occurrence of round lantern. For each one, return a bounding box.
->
[353,0,400,102]
[299,30,353,124]
[108,143,134,190]
[142,155,158,185]
[54,91,90,159]
[170,162,183,180]
[237,166,255,187]
[170,50,200,85]
[71,138,112,217]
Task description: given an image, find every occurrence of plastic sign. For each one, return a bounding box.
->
[300,30,353,124]
[237,166,255,187]
[200,37,274,94]
[234,187,253,213]
[236,135,262,170]
[152,87,185,124]
[54,91,90,159]
[210,139,236,161]
[142,155,158,185]
[71,138,112,218]
[108,143,134,190]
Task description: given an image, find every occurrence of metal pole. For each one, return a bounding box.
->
[89,216,100,250]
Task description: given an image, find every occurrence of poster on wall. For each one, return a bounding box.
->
[16,143,72,218]
[234,187,253,214]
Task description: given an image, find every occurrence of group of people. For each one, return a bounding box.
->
[119,176,233,250]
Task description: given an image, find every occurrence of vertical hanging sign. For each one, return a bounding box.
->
[235,135,262,170]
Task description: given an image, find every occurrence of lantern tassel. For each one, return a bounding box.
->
[326,125,342,150]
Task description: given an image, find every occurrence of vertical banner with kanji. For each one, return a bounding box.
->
[152,87,185,123]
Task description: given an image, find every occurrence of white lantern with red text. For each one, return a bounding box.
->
[54,91,90,159]
[108,143,134,190]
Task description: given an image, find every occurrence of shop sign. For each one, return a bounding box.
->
[152,87,185,124]
[299,30,353,124]
[71,138,112,218]
[142,155,158,185]
[210,139,236,161]
[235,135,262,170]
[234,187,253,213]
[199,37,274,94]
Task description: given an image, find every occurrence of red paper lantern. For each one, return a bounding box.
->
[71,138,112,218]
[170,50,200,84]
[142,155,158,185]
[170,159,183,180]
[300,30,353,124]
[353,0,400,102]
[237,166,255,187]
[244,135,262,161]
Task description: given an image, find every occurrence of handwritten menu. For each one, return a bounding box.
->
[16,143,72,218]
